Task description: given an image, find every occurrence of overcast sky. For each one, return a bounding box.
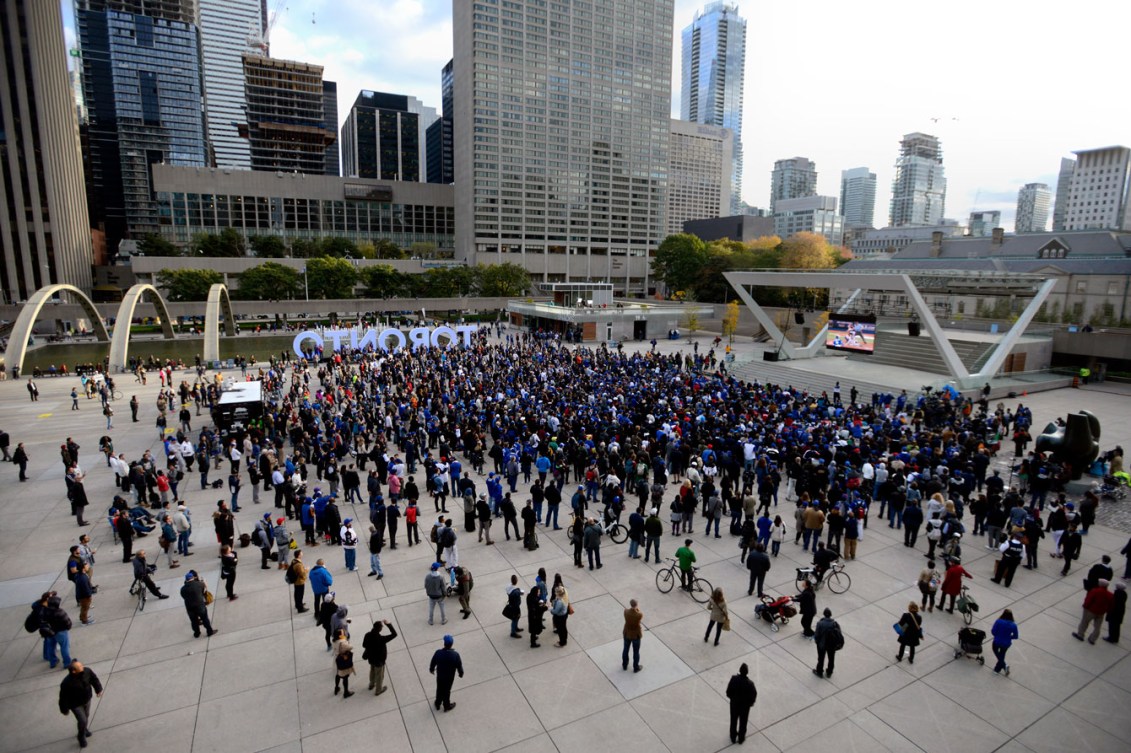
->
[64,0,1127,232]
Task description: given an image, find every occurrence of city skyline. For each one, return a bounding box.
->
[60,0,1127,233]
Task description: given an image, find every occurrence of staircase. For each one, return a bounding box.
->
[727,358,898,400]
[848,328,994,376]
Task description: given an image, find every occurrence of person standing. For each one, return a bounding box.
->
[505,575,524,638]
[550,586,570,646]
[361,619,398,695]
[622,598,644,672]
[745,542,771,598]
[290,550,309,613]
[309,558,333,615]
[41,594,74,668]
[425,562,448,625]
[725,663,758,745]
[796,580,817,639]
[440,519,459,568]
[219,544,238,601]
[429,634,464,712]
[212,501,235,552]
[584,517,603,570]
[992,531,1024,587]
[173,504,192,559]
[58,660,103,749]
[675,538,697,590]
[1059,525,1083,577]
[455,566,473,619]
[813,608,843,678]
[13,442,29,482]
[1073,579,1113,644]
[130,394,139,422]
[940,559,973,613]
[644,507,663,563]
[28,378,39,401]
[895,602,923,664]
[475,494,494,544]
[179,570,216,638]
[990,609,1019,675]
[367,524,384,579]
[255,513,274,569]
[74,563,95,626]
[1104,582,1126,643]
[918,560,941,613]
[340,518,358,571]
[526,585,547,648]
[332,628,356,698]
[705,587,729,646]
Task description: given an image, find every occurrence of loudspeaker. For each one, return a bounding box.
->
[908,322,921,337]
[793,312,805,325]
[763,351,779,362]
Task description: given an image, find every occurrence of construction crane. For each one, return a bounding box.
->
[247,0,287,55]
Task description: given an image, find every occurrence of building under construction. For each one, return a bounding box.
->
[240,55,337,175]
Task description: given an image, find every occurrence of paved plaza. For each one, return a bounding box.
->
[0,334,1129,753]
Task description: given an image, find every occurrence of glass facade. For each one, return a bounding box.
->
[155,190,454,251]
[77,3,207,249]
[342,92,425,182]
[681,2,745,214]
[199,0,260,170]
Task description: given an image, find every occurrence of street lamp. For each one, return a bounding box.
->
[300,266,309,301]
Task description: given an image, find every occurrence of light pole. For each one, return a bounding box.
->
[301,266,309,301]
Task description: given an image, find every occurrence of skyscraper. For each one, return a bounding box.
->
[667,120,733,236]
[76,0,207,252]
[426,59,454,185]
[453,0,672,294]
[770,157,817,213]
[340,91,432,181]
[1015,183,1051,234]
[1062,146,1131,232]
[839,167,877,229]
[199,0,262,169]
[1052,157,1075,232]
[889,132,946,227]
[1,0,93,302]
[240,55,336,175]
[967,210,1001,237]
[323,81,340,176]
[681,2,745,214]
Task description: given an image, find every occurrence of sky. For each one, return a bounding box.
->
[62,0,1127,232]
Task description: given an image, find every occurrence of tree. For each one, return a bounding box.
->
[305,257,358,299]
[191,228,246,258]
[410,241,439,260]
[652,233,709,296]
[290,238,321,259]
[156,268,223,302]
[682,311,700,334]
[361,264,411,298]
[235,262,301,300]
[354,241,377,260]
[249,235,287,258]
[780,232,839,269]
[477,262,530,297]
[722,300,740,343]
[322,237,358,258]
[373,239,406,259]
[137,234,180,257]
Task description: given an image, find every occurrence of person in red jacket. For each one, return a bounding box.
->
[940,559,973,613]
[1073,579,1114,644]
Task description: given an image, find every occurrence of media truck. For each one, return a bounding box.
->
[212,381,263,443]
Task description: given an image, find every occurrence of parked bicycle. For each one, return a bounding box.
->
[567,516,628,545]
[655,558,712,603]
[795,561,851,594]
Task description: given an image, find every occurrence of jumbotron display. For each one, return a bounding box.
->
[825,314,876,354]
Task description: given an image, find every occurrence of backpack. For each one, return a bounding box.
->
[430,525,439,543]
[440,528,456,548]
[826,623,845,651]
[23,608,40,634]
[284,562,297,584]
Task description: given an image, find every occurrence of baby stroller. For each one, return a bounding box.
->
[754,594,796,632]
[954,627,986,664]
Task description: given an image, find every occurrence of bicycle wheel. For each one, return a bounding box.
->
[963,607,973,626]
[609,524,628,545]
[112,389,123,400]
[656,567,675,593]
[690,577,712,604]
[795,576,809,593]
[826,570,851,594]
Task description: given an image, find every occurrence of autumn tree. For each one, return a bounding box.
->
[722,300,740,343]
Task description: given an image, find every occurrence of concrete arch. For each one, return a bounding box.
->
[2,284,110,376]
[203,283,236,363]
[108,284,177,372]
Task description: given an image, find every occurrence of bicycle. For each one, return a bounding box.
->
[954,584,979,626]
[795,561,851,594]
[110,388,123,401]
[655,558,712,603]
[129,578,147,612]
[567,516,628,545]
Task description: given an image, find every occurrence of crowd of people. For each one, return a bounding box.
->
[9,325,1130,749]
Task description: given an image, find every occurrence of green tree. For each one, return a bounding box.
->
[137,234,180,257]
[477,262,530,297]
[156,268,223,302]
[682,311,700,334]
[373,239,406,259]
[410,241,439,259]
[361,264,410,298]
[652,233,709,295]
[290,238,321,259]
[354,241,377,260]
[322,237,358,258]
[416,268,462,297]
[235,262,301,300]
[306,257,358,299]
[249,235,287,258]
[191,228,246,257]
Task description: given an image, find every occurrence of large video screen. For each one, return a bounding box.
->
[825,315,876,354]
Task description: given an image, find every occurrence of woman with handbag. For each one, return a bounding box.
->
[918,560,941,612]
[550,586,570,646]
[705,587,730,646]
[895,602,923,664]
[332,628,356,698]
